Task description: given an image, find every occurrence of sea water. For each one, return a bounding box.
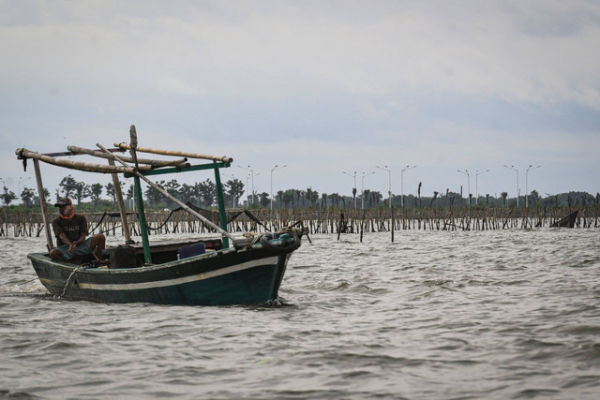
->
[0,229,599,399]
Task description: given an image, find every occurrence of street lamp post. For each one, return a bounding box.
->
[270,164,286,211]
[239,165,259,207]
[504,165,520,207]
[376,165,392,208]
[400,165,416,208]
[457,169,471,208]
[342,171,358,209]
[243,174,251,205]
[525,164,541,208]
[360,171,376,209]
[474,169,489,205]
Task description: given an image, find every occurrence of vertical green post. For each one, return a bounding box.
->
[214,162,229,249]
[134,175,152,264]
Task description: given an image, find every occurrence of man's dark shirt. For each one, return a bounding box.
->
[52,214,88,246]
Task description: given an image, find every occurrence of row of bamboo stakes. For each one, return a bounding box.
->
[0,206,598,241]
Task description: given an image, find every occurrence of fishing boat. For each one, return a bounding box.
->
[550,210,578,228]
[15,125,302,305]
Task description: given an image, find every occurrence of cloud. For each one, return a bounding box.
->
[2,1,600,106]
[156,76,200,96]
[0,1,598,196]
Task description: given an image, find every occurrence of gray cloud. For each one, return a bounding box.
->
[0,0,598,197]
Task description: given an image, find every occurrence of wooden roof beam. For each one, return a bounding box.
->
[114,142,233,164]
[67,145,189,168]
[15,148,151,174]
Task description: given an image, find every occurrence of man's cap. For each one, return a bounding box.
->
[54,197,71,207]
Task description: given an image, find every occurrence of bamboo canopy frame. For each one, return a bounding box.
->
[16,126,238,261]
[96,142,236,242]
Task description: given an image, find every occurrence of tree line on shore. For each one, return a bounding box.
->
[1,174,598,212]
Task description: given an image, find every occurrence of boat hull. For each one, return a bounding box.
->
[28,247,291,305]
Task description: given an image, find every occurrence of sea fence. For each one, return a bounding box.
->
[1,206,598,240]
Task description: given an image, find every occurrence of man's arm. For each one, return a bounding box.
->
[70,216,88,254]
[58,232,71,246]
[60,232,87,254]
[73,232,87,246]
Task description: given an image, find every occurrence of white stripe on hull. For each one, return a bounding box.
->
[42,256,280,291]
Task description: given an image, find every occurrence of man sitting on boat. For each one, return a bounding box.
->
[49,197,105,261]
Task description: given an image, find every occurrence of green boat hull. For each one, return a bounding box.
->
[28,246,293,306]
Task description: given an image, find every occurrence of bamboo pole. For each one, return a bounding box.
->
[16,148,151,174]
[213,161,230,249]
[126,127,152,264]
[68,145,189,168]
[114,143,233,163]
[108,159,133,244]
[33,159,54,251]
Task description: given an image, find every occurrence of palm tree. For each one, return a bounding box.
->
[20,187,35,208]
[197,179,216,207]
[73,181,90,205]
[1,186,16,205]
[225,179,245,208]
[90,183,103,206]
[59,175,77,198]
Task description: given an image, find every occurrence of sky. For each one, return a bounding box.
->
[1,0,599,203]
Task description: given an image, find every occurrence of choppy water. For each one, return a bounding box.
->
[1,229,599,399]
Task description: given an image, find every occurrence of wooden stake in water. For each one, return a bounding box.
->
[391,206,395,243]
[360,209,365,243]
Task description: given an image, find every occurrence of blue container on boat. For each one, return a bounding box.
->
[264,233,290,246]
[179,242,206,259]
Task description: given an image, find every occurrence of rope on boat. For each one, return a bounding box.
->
[19,277,39,285]
[146,209,177,232]
[146,202,215,232]
[227,209,270,231]
[59,265,85,298]
[287,220,312,244]
[88,211,108,234]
